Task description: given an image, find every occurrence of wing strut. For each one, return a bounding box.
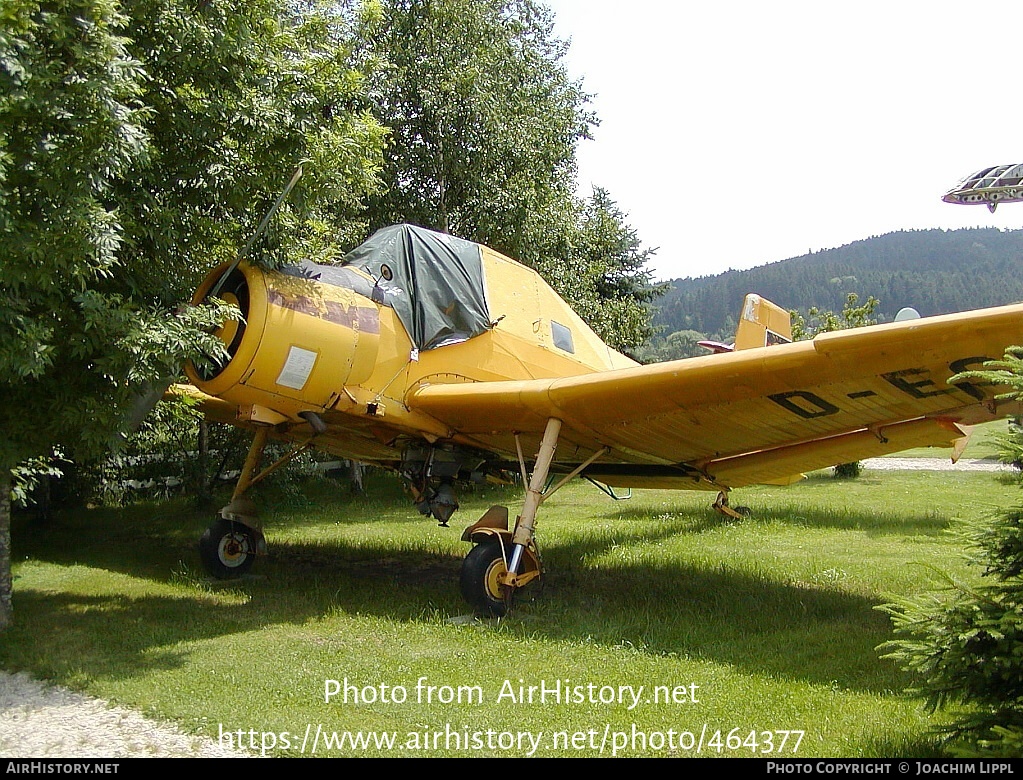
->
[197,413,326,581]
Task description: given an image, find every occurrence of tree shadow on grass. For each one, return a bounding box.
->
[5,495,917,699]
[1,590,254,683]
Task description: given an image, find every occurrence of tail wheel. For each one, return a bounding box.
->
[460,539,510,617]
[199,517,257,579]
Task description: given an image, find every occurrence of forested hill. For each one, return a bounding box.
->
[652,227,1023,342]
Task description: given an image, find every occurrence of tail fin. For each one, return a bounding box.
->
[733,294,792,351]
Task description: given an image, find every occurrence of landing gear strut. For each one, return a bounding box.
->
[198,416,322,580]
[712,490,751,519]
[459,418,608,616]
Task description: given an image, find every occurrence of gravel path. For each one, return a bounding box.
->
[860,457,1010,471]
[0,455,1011,758]
[0,671,248,758]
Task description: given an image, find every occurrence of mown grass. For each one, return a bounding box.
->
[3,468,1021,757]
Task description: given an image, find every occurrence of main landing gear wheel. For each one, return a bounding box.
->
[199,517,257,579]
[460,539,510,618]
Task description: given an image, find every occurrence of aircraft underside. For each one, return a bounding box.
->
[194,419,736,617]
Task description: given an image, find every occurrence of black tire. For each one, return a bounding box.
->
[460,539,510,617]
[199,518,257,579]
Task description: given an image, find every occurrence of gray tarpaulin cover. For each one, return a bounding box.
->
[341,224,491,350]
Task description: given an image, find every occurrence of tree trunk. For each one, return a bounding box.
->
[0,469,13,631]
[349,461,365,496]
[33,474,52,523]
[195,419,212,507]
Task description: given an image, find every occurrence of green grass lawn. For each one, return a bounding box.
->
[3,468,1021,757]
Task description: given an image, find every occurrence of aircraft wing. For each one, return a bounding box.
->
[408,303,1023,490]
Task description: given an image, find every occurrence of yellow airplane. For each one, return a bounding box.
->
[180,223,1023,616]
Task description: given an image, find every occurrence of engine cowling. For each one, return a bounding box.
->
[186,262,381,419]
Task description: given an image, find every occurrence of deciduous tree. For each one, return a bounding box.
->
[362,0,590,246]
[790,292,880,341]
[359,0,661,350]
[0,0,385,630]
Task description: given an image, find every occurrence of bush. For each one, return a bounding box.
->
[833,461,861,479]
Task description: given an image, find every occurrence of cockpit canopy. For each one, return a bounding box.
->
[345,224,492,351]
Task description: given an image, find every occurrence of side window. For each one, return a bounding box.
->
[551,321,575,354]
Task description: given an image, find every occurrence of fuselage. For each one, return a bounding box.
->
[185,241,635,462]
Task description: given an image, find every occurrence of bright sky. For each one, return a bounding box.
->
[545,0,1023,281]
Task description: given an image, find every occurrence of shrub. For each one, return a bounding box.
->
[833,461,862,479]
